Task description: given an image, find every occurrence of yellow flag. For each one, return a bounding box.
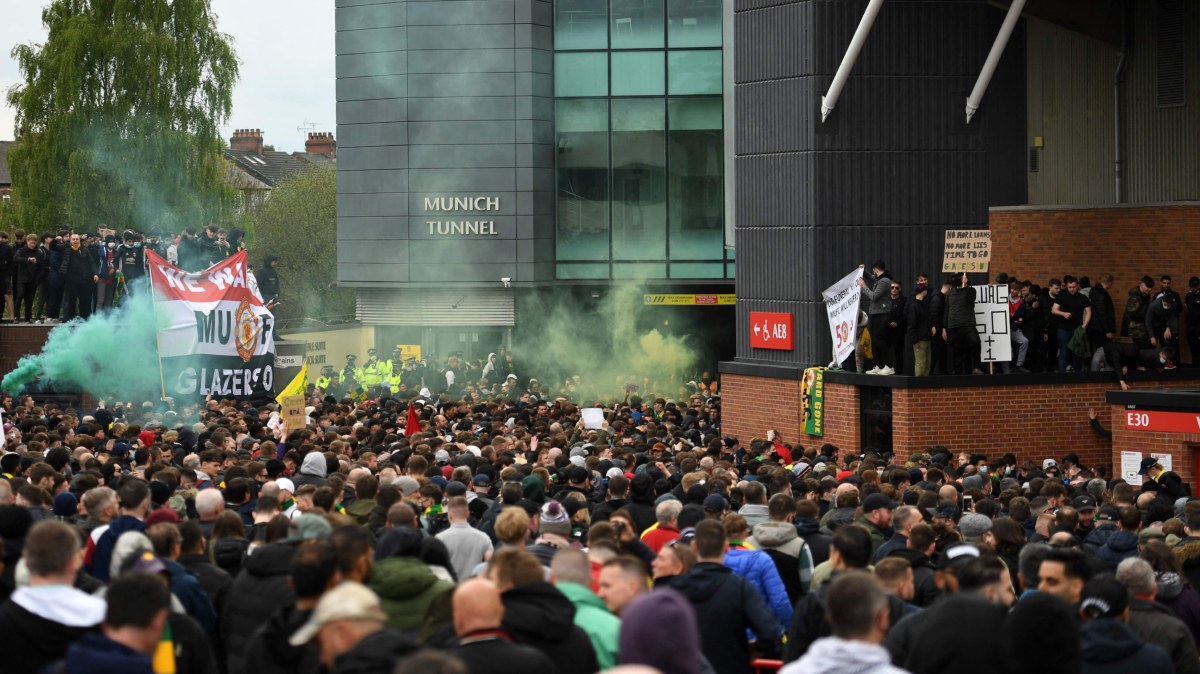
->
[275,364,308,406]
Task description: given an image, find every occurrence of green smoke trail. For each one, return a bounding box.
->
[2,284,165,401]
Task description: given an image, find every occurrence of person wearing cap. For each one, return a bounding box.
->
[1094,506,1141,571]
[958,512,994,547]
[289,581,418,674]
[886,551,1015,671]
[857,493,894,556]
[468,474,494,521]
[1079,575,1174,674]
[1083,504,1122,554]
[1116,557,1200,674]
[1147,285,1180,354]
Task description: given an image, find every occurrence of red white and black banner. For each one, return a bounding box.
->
[148,250,276,398]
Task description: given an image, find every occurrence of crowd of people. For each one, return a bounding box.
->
[0,225,281,323]
[853,261,1200,380]
[0,380,1199,674]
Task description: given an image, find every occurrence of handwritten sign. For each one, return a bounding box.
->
[973,284,1011,363]
[281,394,307,429]
[943,230,991,272]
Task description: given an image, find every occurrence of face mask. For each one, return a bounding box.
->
[914,283,927,293]
[71,242,80,250]
[133,242,142,248]
[107,242,116,249]
[1160,356,1167,364]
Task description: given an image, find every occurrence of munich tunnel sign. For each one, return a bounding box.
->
[643,294,736,305]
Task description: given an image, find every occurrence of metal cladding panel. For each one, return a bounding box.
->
[732,0,1024,365]
[356,289,515,326]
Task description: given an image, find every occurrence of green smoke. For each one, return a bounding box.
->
[513,283,701,402]
[2,284,165,400]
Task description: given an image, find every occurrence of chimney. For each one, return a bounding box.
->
[230,128,264,155]
[305,131,336,158]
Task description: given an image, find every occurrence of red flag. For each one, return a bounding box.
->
[405,403,421,437]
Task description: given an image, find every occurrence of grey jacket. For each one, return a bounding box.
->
[863,271,893,315]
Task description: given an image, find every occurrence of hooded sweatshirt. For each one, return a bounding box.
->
[556,582,621,669]
[293,452,328,488]
[781,637,908,674]
[369,555,455,640]
[0,584,106,673]
[1156,571,1200,646]
[500,582,600,674]
[750,520,814,595]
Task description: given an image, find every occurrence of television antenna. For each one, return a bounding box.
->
[296,120,320,135]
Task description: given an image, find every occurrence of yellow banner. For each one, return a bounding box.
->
[396,344,422,361]
[274,364,307,406]
[642,294,736,306]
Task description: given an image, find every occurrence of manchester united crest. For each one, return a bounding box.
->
[235,295,261,362]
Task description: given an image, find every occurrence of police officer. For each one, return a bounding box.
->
[316,365,334,391]
[342,354,358,381]
[361,348,383,387]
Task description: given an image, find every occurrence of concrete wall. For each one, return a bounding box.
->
[335,0,556,287]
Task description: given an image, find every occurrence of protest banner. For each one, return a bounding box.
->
[148,250,277,399]
[822,268,865,365]
[943,230,991,272]
[972,284,1012,363]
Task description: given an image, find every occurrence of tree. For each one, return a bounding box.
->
[6,0,239,234]
[245,165,354,324]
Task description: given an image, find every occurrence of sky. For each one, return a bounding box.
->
[0,0,336,153]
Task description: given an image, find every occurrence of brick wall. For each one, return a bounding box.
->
[723,368,1200,484]
[0,325,52,390]
[720,373,802,446]
[989,204,1200,298]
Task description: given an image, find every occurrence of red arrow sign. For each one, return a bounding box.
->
[749,312,794,350]
[1124,409,1200,433]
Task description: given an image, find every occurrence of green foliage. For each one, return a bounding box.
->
[245,165,353,324]
[6,0,239,234]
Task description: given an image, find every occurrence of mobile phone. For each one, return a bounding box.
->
[963,495,973,511]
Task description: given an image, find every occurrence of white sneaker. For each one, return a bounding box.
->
[866,367,882,375]
[879,366,895,375]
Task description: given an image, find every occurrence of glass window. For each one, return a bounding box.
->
[557,263,611,279]
[556,0,608,50]
[611,0,665,49]
[667,0,721,47]
[611,52,665,96]
[555,53,609,97]
[670,262,723,278]
[612,99,667,260]
[614,263,667,279]
[668,98,723,260]
[556,99,611,261]
[668,50,721,95]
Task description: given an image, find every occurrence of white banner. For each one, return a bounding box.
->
[972,284,1012,363]
[149,250,277,398]
[823,268,864,365]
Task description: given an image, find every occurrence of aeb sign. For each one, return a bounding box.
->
[749,311,793,350]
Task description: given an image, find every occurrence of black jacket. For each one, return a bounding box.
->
[331,629,417,674]
[258,255,280,300]
[885,548,941,607]
[452,631,556,674]
[794,518,831,566]
[178,553,233,625]
[0,599,96,673]
[928,290,948,330]
[1090,284,1118,334]
[240,605,322,674]
[905,294,931,342]
[57,243,99,279]
[1082,617,1174,674]
[889,594,1013,674]
[500,582,598,674]
[663,562,779,674]
[221,541,298,674]
[14,245,45,284]
[788,569,907,661]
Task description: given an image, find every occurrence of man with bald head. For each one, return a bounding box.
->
[450,578,554,674]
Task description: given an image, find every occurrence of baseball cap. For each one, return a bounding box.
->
[1138,457,1160,476]
[937,543,981,571]
[1095,504,1120,522]
[473,474,491,487]
[395,476,420,496]
[289,582,387,646]
[1080,576,1130,619]
[1042,458,1058,470]
[291,513,333,541]
[926,502,961,521]
[276,477,296,494]
[703,494,729,513]
[1071,495,1097,512]
[862,493,894,514]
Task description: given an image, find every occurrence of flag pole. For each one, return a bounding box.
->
[148,252,169,401]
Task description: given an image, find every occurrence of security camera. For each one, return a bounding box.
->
[501,277,512,288]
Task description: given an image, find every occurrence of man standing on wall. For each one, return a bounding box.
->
[1051,275,1091,373]
[945,272,979,375]
[858,261,895,375]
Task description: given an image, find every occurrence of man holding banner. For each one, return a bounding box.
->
[822,268,864,370]
[147,250,277,401]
